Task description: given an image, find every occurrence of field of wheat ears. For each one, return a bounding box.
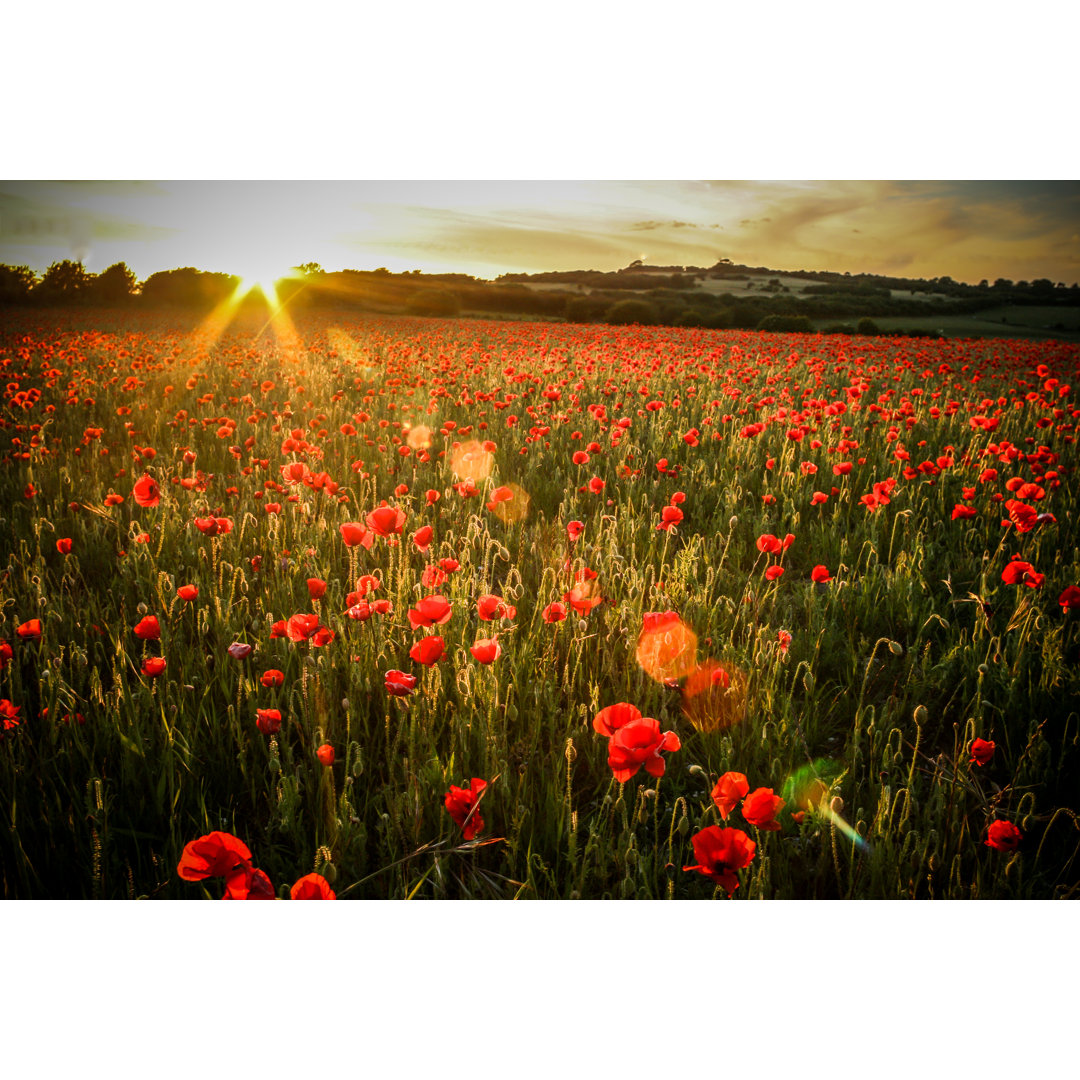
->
[2,307,1078,900]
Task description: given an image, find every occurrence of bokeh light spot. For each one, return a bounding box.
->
[450,439,494,482]
[489,481,530,524]
[636,610,698,684]
[680,657,748,731]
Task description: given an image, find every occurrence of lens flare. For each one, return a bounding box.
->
[680,657,748,731]
[327,326,380,380]
[487,481,530,524]
[781,760,869,851]
[406,424,434,451]
[636,610,698,684]
[450,439,494,482]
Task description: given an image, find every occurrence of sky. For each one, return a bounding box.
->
[2,180,1079,287]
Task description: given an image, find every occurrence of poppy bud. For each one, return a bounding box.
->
[830,796,844,813]
[888,641,903,655]
[687,764,705,777]
[578,620,588,632]
[913,705,928,724]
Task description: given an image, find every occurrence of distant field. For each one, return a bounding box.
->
[693,273,819,297]
[857,312,1080,342]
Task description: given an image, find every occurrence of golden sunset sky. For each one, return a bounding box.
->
[1,180,1078,287]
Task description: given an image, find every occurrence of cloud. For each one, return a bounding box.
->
[0,187,176,265]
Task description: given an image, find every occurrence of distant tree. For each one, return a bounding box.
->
[565,295,606,323]
[36,260,90,303]
[855,317,881,335]
[674,308,704,327]
[604,298,659,326]
[993,278,1013,289]
[88,262,137,304]
[140,267,235,308]
[0,264,37,304]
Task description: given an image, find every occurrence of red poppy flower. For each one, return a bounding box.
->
[0,641,13,668]
[366,505,406,536]
[542,601,567,623]
[104,493,124,507]
[764,565,785,581]
[340,522,375,549]
[1058,585,1080,612]
[385,669,419,696]
[683,826,756,892]
[421,565,447,589]
[777,630,792,654]
[413,525,434,552]
[56,538,73,555]
[316,743,335,766]
[607,716,681,782]
[227,642,252,660]
[426,489,440,505]
[486,486,514,511]
[588,476,605,494]
[410,635,446,666]
[445,778,487,840]
[952,504,977,520]
[439,558,460,573]
[311,627,335,647]
[133,615,161,641]
[1,699,22,734]
[132,474,161,508]
[177,831,253,882]
[593,702,642,736]
[711,772,749,819]
[260,669,284,688]
[223,865,275,900]
[16,619,42,641]
[408,594,453,629]
[256,708,282,734]
[477,594,515,621]
[1001,559,1037,586]
[141,656,166,677]
[657,505,684,531]
[291,873,336,900]
[470,637,501,664]
[567,520,584,542]
[307,578,327,600]
[811,565,832,583]
[970,738,995,766]
[286,613,321,641]
[742,787,785,831]
[177,584,198,602]
[346,600,372,621]
[193,516,232,536]
[985,820,1022,852]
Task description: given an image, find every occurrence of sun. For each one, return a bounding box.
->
[233,263,296,304]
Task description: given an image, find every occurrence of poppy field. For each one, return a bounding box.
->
[2,307,1078,899]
